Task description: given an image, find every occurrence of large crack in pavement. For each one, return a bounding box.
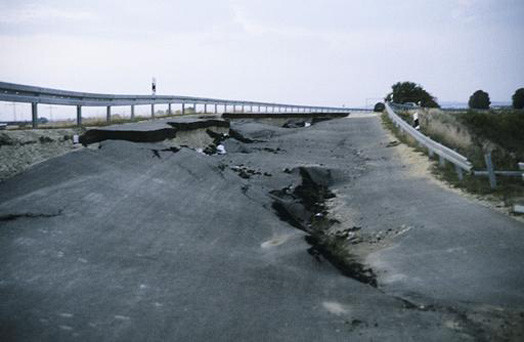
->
[270,166,378,287]
[79,118,381,288]
[0,210,62,222]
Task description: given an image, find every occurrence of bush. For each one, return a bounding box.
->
[373,102,385,112]
[512,88,524,109]
[385,82,439,108]
[468,90,490,109]
[458,110,524,162]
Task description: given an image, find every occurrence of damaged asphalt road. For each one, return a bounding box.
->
[1,114,524,341]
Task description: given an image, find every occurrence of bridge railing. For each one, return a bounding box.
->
[385,102,472,179]
[0,82,351,128]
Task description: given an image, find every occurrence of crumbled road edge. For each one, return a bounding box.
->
[0,129,83,182]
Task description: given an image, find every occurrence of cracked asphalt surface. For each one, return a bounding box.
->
[1,114,523,341]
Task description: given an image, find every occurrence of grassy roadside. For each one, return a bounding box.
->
[381,112,524,208]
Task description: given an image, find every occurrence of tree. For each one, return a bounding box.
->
[385,82,439,108]
[512,88,524,109]
[373,102,385,112]
[468,90,490,110]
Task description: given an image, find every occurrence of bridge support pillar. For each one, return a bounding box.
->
[194,103,197,113]
[204,104,208,114]
[168,103,172,115]
[151,104,155,118]
[131,105,135,119]
[106,106,111,122]
[31,102,38,128]
[215,104,218,114]
[182,103,186,115]
[76,105,82,126]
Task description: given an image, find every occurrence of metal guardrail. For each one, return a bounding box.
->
[386,103,523,193]
[388,102,420,111]
[472,154,524,189]
[473,171,524,177]
[385,102,472,179]
[0,82,352,128]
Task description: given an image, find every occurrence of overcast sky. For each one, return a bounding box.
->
[1,0,523,113]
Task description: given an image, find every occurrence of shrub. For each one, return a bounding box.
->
[468,90,490,109]
[385,82,439,108]
[512,88,524,109]
[373,102,385,112]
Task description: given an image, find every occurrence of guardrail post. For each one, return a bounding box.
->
[31,102,38,128]
[214,103,218,114]
[439,155,446,167]
[106,106,111,122]
[241,104,245,112]
[428,149,434,158]
[131,105,135,119]
[182,103,186,115]
[484,152,497,189]
[204,104,208,114]
[455,165,464,181]
[151,104,155,118]
[76,105,82,126]
[168,103,172,115]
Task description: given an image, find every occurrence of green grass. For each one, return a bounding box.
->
[456,109,524,167]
